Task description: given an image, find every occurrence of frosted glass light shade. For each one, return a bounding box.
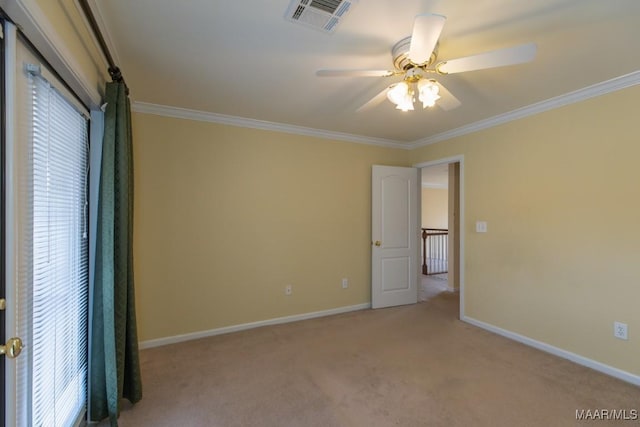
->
[387,82,409,105]
[418,79,441,108]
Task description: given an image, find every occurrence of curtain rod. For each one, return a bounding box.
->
[78,0,128,92]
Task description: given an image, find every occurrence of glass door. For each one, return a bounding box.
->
[4,21,89,427]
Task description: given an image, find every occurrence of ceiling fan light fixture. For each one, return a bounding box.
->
[387,82,415,112]
[395,95,415,111]
[387,82,409,105]
[418,79,440,108]
[317,12,536,114]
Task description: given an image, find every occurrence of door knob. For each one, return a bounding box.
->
[1,337,23,359]
[374,240,381,247]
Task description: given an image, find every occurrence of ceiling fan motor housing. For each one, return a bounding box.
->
[392,36,438,70]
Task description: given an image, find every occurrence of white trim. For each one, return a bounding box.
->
[410,71,640,148]
[4,21,19,427]
[462,316,640,386]
[414,156,465,319]
[131,102,408,149]
[139,303,371,350]
[1,0,103,107]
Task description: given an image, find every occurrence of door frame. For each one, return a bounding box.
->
[3,20,17,427]
[0,15,6,427]
[414,155,465,319]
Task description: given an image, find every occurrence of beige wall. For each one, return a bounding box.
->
[421,187,448,229]
[132,113,410,341]
[411,85,640,375]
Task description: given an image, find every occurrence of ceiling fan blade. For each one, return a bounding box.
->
[435,82,461,111]
[316,69,396,77]
[408,13,446,65]
[438,42,537,74]
[356,86,390,112]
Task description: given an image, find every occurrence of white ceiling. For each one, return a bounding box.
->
[92,0,640,146]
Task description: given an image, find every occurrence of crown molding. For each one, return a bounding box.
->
[132,71,640,150]
[3,0,102,107]
[131,102,409,149]
[410,70,640,149]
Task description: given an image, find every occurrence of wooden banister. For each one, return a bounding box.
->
[421,228,449,275]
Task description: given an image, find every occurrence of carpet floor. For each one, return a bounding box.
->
[110,293,639,426]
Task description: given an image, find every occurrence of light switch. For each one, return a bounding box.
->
[476,221,488,233]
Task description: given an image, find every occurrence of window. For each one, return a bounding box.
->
[27,69,89,426]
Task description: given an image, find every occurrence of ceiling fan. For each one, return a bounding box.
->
[316,13,537,112]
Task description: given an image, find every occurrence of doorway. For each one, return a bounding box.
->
[417,158,463,318]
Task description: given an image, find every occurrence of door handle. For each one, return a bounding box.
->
[374,240,381,247]
[1,337,24,359]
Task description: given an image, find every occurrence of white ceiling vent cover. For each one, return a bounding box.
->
[285,0,358,33]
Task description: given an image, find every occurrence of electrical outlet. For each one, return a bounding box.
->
[614,321,628,340]
[285,285,292,296]
[342,278,348,289]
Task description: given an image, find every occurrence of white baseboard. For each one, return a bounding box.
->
[462,316,640,387]
[139,302,371,350]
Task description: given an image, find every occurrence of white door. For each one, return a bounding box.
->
[371,165,419,309]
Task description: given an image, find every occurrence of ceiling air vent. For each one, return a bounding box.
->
[285,0,358,33]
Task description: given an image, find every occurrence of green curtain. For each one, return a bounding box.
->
[89,81,143,425]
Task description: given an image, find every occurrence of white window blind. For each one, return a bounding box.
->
[25,69,89,427]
